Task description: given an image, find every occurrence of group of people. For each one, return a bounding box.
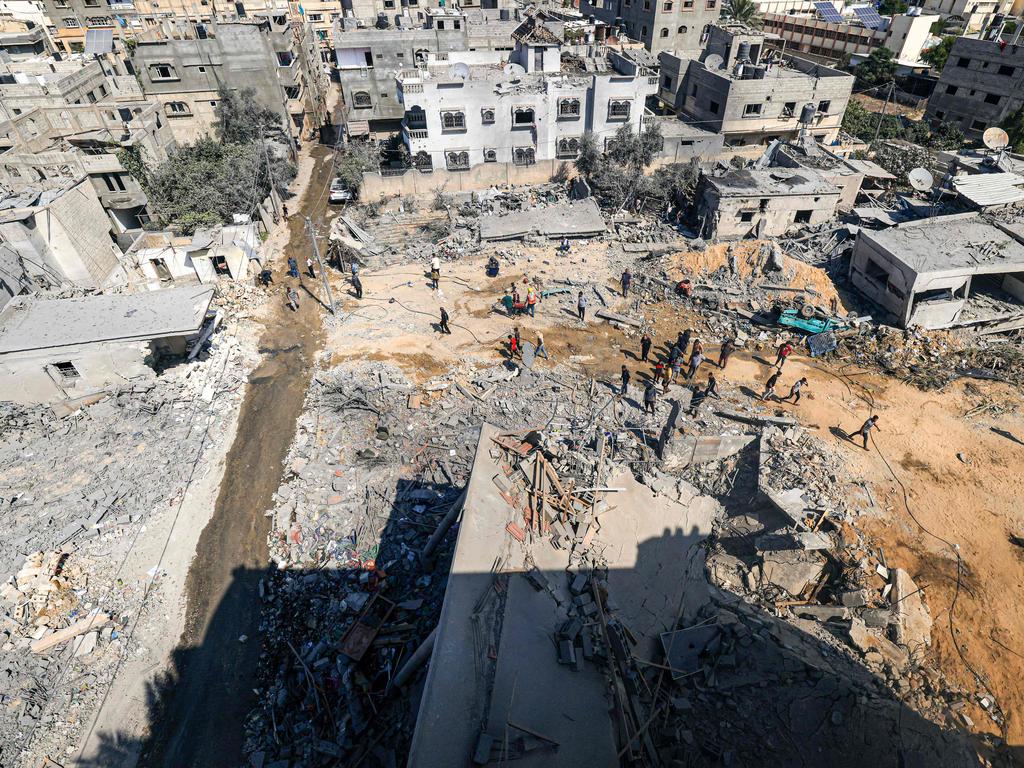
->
[505,326,549,360]
[501,279,540,317]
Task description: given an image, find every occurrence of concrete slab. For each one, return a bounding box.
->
[479,199,605,241]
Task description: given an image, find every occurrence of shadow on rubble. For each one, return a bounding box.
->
[76,498,1011,768]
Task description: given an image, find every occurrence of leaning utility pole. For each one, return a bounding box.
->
[304,216,336,315]
[871,80,895,149]
[258,125,281,220]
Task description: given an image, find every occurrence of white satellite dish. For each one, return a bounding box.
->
[983,126,1010,151]
[449,62,470,79]
[704,53,724,70]
[908,167,934,192]
[503,62,526,77]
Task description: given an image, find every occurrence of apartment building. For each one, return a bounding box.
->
[395,17,658,171]
[578,0,721,52]
[924,37,1024,140]
[131,16,328,143]
[918,0,1013,34]
[659,24,853,146]
[0,54,139,120]
[334,6,518,137]
[761,7,939,66]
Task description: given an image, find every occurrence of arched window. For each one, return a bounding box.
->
[441,111,466,130]
[556,137,580,158]
[413,151,432,169]
[558,98,581,117]
[660,27,669,37]
[678,25,688,33]
[513,147,535,166]
[483,148,497,162]
[446,151,470,169]
[405,106,426,128]
[608,100,631,119]
[481,108,495,124]
[352,91,372,108]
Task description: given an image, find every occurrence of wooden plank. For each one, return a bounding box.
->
[31,611,111,654]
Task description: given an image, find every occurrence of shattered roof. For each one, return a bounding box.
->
[512,16,562,46]
[706,168,838,198]
[951,172,1024,208]
[0,285,215,355]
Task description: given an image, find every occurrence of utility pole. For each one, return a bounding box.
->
[305,216,336,315]
[258,125,281,220]
[871,80,895,149]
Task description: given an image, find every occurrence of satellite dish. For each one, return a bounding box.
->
[503,62,526,76]
[449,62,470,79]
[705,53,724,70]
[908,167,934,192]
[983,126,1009,151]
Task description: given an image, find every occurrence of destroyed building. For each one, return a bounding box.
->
[659,24,854,147]
[698,166,841,239]
[129,223,263,287]
[0,284,215,403]
[0,18,52,61]
[849,212,1024,330]
[578,0,721,53]
[395,17,659,171]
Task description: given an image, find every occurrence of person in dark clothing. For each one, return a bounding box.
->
[620,365,631,395]
[718,337,735,370]
[678,329,692,356]
[780,377,807,404]
[287,257,299,279]
[849,415,881,450]
[352,274,363,299]
[439,307,451,334]
[705,373,721,399]
[643,382,657,415]
[668,344,682,367]
[621,268,632,297]
[259,268,273,287]
[653,361,666,387]
[513,326,521,350]
[761,371,781,402]
[577,292,587,321]
[640,333,652,363]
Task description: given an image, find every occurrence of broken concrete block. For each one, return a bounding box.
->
[847,617,908,670]
[71,630,98,658]
[891,568,931,654]
[840,589,869,608]
[791,605,850,622]
[760,550,825,597]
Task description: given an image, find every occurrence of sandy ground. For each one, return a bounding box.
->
[324,244,1024,750]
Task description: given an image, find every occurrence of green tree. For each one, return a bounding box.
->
[1000,106,1024,153]
[726,0,762,26]
[574,124,664,210]
[878,0,907,14]
[575,132,601,178]
[214,86,285,144]
[922,36,956,71]
[854,47,896,87]
[928,120,964,150]
[334,141,378,194]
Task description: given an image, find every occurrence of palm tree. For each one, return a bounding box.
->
[727,0,763,27]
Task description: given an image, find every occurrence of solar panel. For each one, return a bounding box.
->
[853,5,884,28]
[84,27,114,55]
[813,1,844,22]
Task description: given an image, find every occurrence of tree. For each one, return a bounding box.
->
[575,124,664,210]
[335,141,378,194]
[726,0,762,26]
[928,120,965,151]
[575,132,601,178]
[854,47,896,88]
[922,36,956,72]
[214,87,285,144]
[877,0,907,14]
[1001,106,1024,153]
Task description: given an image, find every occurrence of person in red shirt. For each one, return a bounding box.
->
[775,341,794,370]
[508,334,519,358]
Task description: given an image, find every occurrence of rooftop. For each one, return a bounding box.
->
[707,168,838,198]
[0,285,215,355]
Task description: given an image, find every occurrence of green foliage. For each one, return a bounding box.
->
[335,141,378,193]
[575,132,601,178]
[872,142,931,182]
[726,0,762,26]
[877,0,907,14]
[214,87,285,144]
[1000,106,1024,153]
[854,47,896,87]
[140,137,295,234]
[922,36,956,71]
[575,124,664,210]
[117,144,149,186]
[650,159,701,209]
[840,100,963,149]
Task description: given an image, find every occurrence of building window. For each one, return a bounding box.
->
[782,101,796,117]
[276,51,294,66]
[709,100,720,114]
[53,0,68,6]
[817,99,830,114]
[743,103,762,116]
[149,63,177,80]
[678,25,687,33]
[683,0,693,6]
[984,93,1000,105]
[558,98,581,117]
[308,12,322,21]
[663,0,672,7]
[446,150,470,170]
[481,107,495,124]
[405,106,426,128]
[53,362,80,380]
[706,0,715,7]
[84,0,99,6]
[999,64,1014,76]
[641,25,648,39]
[644,0,651,8]
[971,119,986,130]
[794,210,812,223]
[556,137,581,158]
[483,148,497,162]
[513,107,535,126]
[608,100,631,120]
[740,210,755,222]
[441,110,466,130]
[935,110,945,119]
[436,20,444,29]
[659,27,669,37]
[352,91,372,108]
[63,17,80,27]
[513,147,536,165]
[662,75,673,89]
[956,57,969,67]
[946,84,958,95]
[165,101,192,117]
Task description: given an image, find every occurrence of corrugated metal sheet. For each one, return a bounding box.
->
[844,159,896,180]
[952,172,1024,207]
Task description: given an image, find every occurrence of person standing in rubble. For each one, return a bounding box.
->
[704,372,721,399]
[761,370,781,402]
[670,354,684,384]
[774,340,794,370]
[780,377,808,404]
[286,286,299,312]
[653,360,666,387]
[620,365,631,395]
[849,415,881,450]
[621,268,632,297]
[668,342,683,370]
[692,337,704,357]
[687,349,705,381]
[678,328,692,356]
[577,291,587,321]
[526,285,538,317]
[718,337,736,370]
[352,273,363,299]
[536,331,549,359]
[287,256,299,279]
[430,255,441,290]
[259,267,273,287]
[439,307,452,334]
[643,381,658,415]
[513,326,521,351]
[640,333,652,363]
[507,333,519,359]
[559,236,570,253]
[306,257,316,279]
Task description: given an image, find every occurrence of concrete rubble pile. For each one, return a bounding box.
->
[0,326,258,765]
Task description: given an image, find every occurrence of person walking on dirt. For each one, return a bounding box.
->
[640,333,652,363]
[687,351,706,381]
[643,381,658,415]
[439,307,452,334]
[430,255,441,290]
[306,257,316,279]
[286,286,299,312]
[536,331,549,359]
[704,373,721,399]
[621,268,632,297]
[761,371,781,402]
[780,377,808,404]
[527,286,538,317]
[287,257,299,279]
[653,360,666,387]
[577,291,587,321]
[849,415,881,450]
[352,273,363,299]
[718,337,735,370]
[507,333,519,358]
[259,267,273,287]
[513,326,521,351]
[668,343,683,369]
[620,365,631,395]
[678,329,692,357]
[774,340,794,370]
[692,338,704,357]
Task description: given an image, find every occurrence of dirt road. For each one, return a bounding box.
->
[141,147,336,767]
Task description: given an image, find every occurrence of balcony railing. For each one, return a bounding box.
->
[406,128,428,139]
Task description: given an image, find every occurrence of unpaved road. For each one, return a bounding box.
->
[141,146,336,767]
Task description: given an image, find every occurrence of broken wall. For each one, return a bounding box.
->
[0,341,152,404]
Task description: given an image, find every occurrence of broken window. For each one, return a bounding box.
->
[916,287,955,303]
[446,150,470,170]
[739,210,755,222]
[984,93,1000,105]
[212,255,231,276]
[743,103,762,116]
[165,101,191,117]
[956,56,969,67]
[709,100,720,114]
[999,64,1014,76]
[150,63,177,80]
[782,101,796,117]
[513,108,535,126]
[794,209,812,224]
[862,256,889,286]
[53,361,80,379]
[441,111,466,130]
[817,100,831,114]
[352,91,372,108]
[558,98,581,118]
[513,147,536,166]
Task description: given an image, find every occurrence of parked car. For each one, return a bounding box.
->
[329,179,354,204]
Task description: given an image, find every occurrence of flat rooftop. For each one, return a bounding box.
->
[0,285,215,355]
[707,168,838,197]
[861,214,1024,276]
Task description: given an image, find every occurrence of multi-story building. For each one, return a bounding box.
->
[918,0,1013,35]
[578,0,720,52]
[0,54,139,120]
[761,6,940,66]
[0,17,53,59]
[659,23,853,146]
[131,15,328,143]
[334,6,519,137]
[925,37,1024,140]
[395,16,659,171]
